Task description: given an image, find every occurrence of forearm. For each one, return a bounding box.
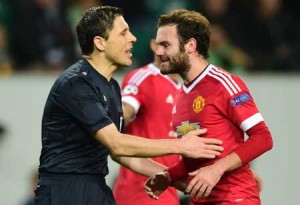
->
[236,121,273,164]
[113,133,180,157]
[95,124,219,159]
[122,102,136,126]
[213,152,242,174]
[95,124,180,158]
[112,155,166,177]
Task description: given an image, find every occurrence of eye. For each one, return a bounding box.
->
[162,43,170,48]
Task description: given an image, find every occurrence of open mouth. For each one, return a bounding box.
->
[126,48,133,57]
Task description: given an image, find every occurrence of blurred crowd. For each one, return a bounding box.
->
[0,0,299,74]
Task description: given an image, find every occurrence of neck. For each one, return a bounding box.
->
[167,73,180,82]
[83,54,117,81]
[184,55,209,83]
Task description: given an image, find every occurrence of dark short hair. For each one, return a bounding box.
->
[157,9,211,59]
[76,6,124,55]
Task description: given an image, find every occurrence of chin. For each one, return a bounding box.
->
[118,59,132,67]
[160,68,171,75]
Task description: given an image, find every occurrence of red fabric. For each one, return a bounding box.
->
[113,64,180,205]
[167,159,187,182]
[235,121,273,164]
[169,65,271,204]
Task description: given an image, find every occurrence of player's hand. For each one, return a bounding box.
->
[179,128,223,159]
[144,171,171,200]
[186,164,224,199]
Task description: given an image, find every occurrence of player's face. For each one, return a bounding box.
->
[104,16,136,67]
[155,25,190,77]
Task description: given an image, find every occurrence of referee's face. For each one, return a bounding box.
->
[104,16,137,68]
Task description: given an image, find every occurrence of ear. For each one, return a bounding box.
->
[94,36,106,52]
[185,38,197,54]
[150,38,157,53]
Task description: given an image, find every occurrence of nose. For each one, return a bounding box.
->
[130,32,137,43]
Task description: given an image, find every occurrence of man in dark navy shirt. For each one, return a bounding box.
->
[34,6,223,205]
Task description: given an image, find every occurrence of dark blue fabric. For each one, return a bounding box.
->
[39,58,123,175]
[34,173,116,205]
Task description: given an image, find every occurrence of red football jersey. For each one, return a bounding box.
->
[172,65,264,204]
[113,63,181,205]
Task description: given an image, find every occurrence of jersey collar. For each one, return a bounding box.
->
[182,64,213,93]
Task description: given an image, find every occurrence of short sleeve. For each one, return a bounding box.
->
[56,77,112,133]
[121,70,144,114]
[215,76,263,132]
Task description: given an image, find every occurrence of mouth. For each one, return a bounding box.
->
[125,48,133,57]
[160,55,170,63]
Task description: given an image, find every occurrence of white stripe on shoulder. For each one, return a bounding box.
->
[210,67,238,94]
[128,65,157,86]
[240,113,264,131]
[208,72,234,96]
[212,67,241,92]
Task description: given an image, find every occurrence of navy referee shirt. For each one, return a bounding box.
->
[38,58,123,176]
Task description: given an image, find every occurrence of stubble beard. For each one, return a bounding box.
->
[160,51,191,79]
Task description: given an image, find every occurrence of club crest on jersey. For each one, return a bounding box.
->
[176,121,200,136]
[193,96,205,113]
[122,84,138,95]
[230,93,250,107]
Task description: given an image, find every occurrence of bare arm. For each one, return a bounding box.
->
[111,155,166,177]
[93,123,223,159]
[122,102,136,126]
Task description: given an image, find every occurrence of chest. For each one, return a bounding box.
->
[172,83,222,136]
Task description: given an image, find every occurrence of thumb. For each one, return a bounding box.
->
[188,169,200,176]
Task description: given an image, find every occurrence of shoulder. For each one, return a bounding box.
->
[53,60,95,93]
[123,63,160,86]
[207,65,246,97]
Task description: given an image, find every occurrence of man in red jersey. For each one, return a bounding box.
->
[113,38,182,205]
[145,9,273,205]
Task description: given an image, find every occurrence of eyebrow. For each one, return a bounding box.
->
[119,27,129,34]
[157,40,170,45]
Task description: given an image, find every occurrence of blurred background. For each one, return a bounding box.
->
[0,0,299,204]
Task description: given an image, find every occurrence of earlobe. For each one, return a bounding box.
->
[94,36,106,51]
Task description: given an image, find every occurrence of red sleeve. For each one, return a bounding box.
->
[167,159,188,182]
[235,121,273,164]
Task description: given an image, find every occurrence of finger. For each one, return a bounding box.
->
[191,128,207,135]
[206,144,224,152]
[189,181,203,198]
[194,153,218,159]
[146,191,157,199]
[203,186,212,198]
[144,185,152,192]
[201,137,223,145]
[146,191,158,200]
[195,184,207,199]
[186,175,199,193]
[204,149,223,157]
[188,169,200,176]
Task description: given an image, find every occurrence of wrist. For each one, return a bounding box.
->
[172,139,181,154]
[167,162,187,182]
[214,153,242,174]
